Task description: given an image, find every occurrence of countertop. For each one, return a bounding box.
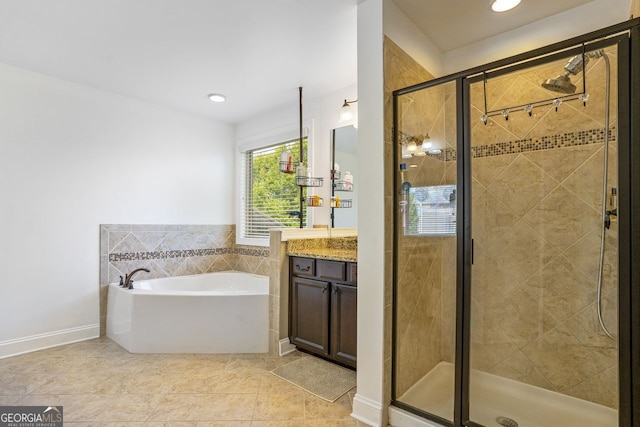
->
[287,248,357,262]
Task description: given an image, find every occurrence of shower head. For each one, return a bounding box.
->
[541,74,577,94]
[541,49,604,94]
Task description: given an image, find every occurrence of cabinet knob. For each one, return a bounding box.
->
[296,264,311,272]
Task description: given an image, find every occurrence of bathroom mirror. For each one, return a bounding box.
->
[331,125,358,227]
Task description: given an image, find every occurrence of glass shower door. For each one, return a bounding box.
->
[468,46,619,427]
[393,80,458,424]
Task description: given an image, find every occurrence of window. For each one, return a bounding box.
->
[404,184,456,236]
[239,137,308,242]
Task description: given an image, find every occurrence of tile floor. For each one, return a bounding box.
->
[0,337,365,426]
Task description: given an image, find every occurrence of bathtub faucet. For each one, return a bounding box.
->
[124,268,151,289]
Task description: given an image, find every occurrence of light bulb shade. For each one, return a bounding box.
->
[407,140,417,152]
[490,0,521,12]
[421,139,433,150]
[401,144,412,159]
[340,104,353,122]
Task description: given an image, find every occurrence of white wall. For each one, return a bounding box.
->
[383,0,443,77]
[383,0,631,79]
[442,0,631,74]
[236,85,358,230]
[352,0,386,426]
[0,63,235,356]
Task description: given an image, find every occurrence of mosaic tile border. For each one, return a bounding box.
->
[400,127,616,161]
[109,247,270,262]
[471,127,616,159]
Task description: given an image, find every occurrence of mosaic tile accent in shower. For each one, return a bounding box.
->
[400,126,616,161]
[470,127,616,158]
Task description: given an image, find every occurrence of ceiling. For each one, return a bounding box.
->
[0,0,358,124]
[0,0,624,126]
[390,0,596,52]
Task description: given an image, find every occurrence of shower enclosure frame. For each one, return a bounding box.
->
[391,18,640,427]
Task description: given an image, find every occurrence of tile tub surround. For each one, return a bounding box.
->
[390,39,619,412]
[0,337,365,425]
[99,224,270,336]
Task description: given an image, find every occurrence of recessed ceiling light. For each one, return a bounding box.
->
[207,93,226,103]
[490,0,521,12]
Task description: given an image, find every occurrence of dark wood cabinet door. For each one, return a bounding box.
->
[290,276,330,355]
[330,283,357,368]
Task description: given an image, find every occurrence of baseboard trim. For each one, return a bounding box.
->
[0,324,100,359]
[351,393,384,427]
[278,337,296,356]
[388,406,445,427]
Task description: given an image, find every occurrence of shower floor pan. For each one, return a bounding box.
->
[397,362,616,427]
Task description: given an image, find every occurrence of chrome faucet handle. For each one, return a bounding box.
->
[119,276,124,287]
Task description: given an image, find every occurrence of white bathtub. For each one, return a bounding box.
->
[106,271,269,354]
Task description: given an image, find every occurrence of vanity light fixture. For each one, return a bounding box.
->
[207,93,226,103]
[412,135,431,156]
[339,99,358,122]
[407,140,418,152]
[422,135,433,150]
[401,143,413,159]
[490,0,521,12]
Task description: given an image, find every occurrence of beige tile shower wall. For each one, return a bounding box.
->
[388,40,619,408]
[470,149,618,409]
[395,235,444,394]
[399,78,459,368]
[469,48,618,409]
[385,38,453,399]
[99,224,269,336]
[469,47,618,143]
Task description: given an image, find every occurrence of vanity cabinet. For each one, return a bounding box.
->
[289,257,357,368]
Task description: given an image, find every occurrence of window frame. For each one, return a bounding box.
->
[236,123,314,247]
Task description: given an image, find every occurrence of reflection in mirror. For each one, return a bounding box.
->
[331,125,358,228]
[404,184,456,236]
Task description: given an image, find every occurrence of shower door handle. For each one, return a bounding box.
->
[471,238,474,265]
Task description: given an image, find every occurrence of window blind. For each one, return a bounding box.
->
[240,138,307,239]
[405,184,457,236]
